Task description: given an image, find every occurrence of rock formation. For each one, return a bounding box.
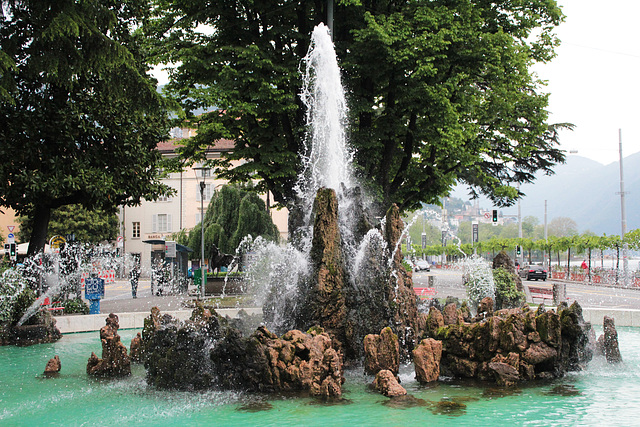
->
[422,300,593,384]
[493,250,524,292]
[44,355,61,376]
[413,338,442,383]
[302,187,348,352]
[363,327,399,376]
[141,306,344,397]
[129,332,142,363]
[86,313,131,377]
[596,316,622,364]
[373,370,406,397]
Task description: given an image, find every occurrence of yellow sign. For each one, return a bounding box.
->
[49,235,66,249]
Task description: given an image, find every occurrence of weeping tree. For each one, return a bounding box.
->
[187,185,279,262]
[0,0,173,255]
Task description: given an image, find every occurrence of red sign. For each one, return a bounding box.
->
[7,225,14,232]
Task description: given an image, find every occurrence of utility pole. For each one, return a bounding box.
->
[618,129,629,287]
[544,200,548,270]
[517,184,522,265]
[327,0,334,39]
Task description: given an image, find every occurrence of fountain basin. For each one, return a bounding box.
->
[2,327,640,425]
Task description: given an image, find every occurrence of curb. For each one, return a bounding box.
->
[56,307,263,334]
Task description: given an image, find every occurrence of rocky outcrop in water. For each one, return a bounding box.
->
[302,188,348,351]
[373,370,406,397]
[413,338,442,383]
[363,327,399,376]
[44,355,61,376]
[596,316,622,364]
[423,300,593,385]
[129,332,142,363]
[141,305,344,397]
[87,313,131,377]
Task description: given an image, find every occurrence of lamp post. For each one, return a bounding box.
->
[194,167,210,299]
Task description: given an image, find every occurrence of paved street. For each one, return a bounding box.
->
[87,267,640,315]
[412,268,640,310]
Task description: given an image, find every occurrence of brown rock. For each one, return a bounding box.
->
[426,307,444,337]
[522,341,557,365]
[413,338,442,383]
[478,297,494,317]
[373,370,407,397]
[87,313,131,377]
[44,355,61,376]
[442,303,460,326]
[597,316,622,364]
[488,361,519,386]
[363,327,399,376]
[129,332,142,363]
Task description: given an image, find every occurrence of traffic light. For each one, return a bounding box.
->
[9,243,16,260]
[492,209,498,223]
[516,245,521,256]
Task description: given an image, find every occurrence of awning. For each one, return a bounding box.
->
[142,239,194,253]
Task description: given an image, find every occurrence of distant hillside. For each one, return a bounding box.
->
[453,153,640,235]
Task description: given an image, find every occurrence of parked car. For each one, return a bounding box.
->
[414,259,431,272]
[519,265,547,281]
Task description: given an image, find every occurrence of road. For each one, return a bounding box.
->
[412,268,640,310]
[92,268,640,314]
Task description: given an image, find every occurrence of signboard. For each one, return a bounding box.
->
[117,235,124,248]
[85,277,105,300]
[472,223,479,243]
[165,241,176,258]
[7,233,14,243]
[49,235,66,249]
[7,225,15,233]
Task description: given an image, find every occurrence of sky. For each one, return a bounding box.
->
[536,0,640,165]
[153,1,640,166]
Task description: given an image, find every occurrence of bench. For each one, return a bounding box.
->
[41,297,64,314]
[414,287,436,299]
[528,286,553,304]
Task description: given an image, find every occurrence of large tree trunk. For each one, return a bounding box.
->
[27,205,52,256]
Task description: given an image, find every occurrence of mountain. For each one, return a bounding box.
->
[453,153,640,235]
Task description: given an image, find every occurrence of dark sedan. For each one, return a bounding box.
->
[519,265,547,281]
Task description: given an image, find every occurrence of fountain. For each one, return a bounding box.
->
[0,22,632,425]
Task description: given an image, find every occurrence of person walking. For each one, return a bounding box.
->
[130,254,141,299]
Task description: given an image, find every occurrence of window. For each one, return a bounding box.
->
[196,183,214,202]
[152,214,172,233]
[132,222,140,239]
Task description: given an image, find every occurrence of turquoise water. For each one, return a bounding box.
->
[1,328,639,426]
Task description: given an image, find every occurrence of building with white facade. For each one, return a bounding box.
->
[119,134,288,272]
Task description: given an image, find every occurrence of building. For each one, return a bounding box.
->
[119,133,288,272]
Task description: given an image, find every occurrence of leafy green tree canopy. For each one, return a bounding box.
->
[17,204,118,244]
[148,0,568,220]
[0,0,173,254]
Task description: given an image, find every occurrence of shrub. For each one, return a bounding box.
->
[493,267,525,310]
[62,298,90,315]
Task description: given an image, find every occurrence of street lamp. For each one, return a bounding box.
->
[194,166,210,299]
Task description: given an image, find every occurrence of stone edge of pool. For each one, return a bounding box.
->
[54,307,639,334]
[55,308,263,334]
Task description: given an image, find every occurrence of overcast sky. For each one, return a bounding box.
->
[537,0,640,165]
[153,1,640,166]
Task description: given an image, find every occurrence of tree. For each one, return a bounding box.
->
[0,0,173,255]
[17,204,118,244]
[189,185,279,261]
[148,0,567,221]
[548,217,578,237]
